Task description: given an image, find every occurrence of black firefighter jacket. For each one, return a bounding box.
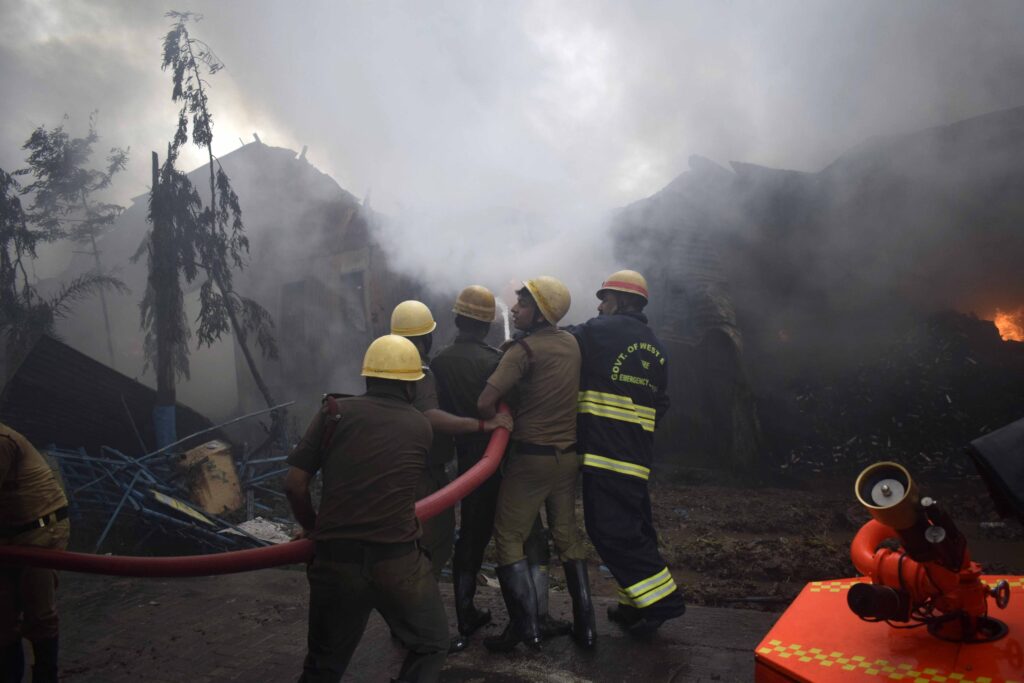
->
[570,311,670,482]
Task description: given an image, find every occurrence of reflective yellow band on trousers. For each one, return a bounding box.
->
[624,567,678,608]
[581,453,651,480]
[578,390,655,432]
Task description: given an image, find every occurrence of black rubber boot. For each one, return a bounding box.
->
[530,563,571,639]
[625,597,685,638]
[483,559,542,653]
[31,637,59,683]
[607,602,642,626]
[1,640,24,683]
[563,560,597,649]
[453,567,491,636]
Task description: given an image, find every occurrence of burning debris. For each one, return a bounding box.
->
[761,311,1024,477]
[993,307,1024,342]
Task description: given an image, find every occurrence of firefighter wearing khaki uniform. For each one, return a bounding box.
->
[477,276,596,652]
[285,335,449,682]
[570,270,685,637]
[1,423,70,683]
[430,286,568,646]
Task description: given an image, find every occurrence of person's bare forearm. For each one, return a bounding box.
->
[425,409,479,435]
[425,408,512,435]
[287,489,317,532]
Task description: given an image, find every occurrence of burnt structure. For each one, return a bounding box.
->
[52,138,434,433]
[613,106,1024,474]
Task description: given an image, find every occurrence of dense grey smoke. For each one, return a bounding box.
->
[2,0,1024,419]
[3,1,1024,286]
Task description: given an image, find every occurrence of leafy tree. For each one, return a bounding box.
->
[17,114,129,366]
[142,10,279,418]
[0,167,126,358]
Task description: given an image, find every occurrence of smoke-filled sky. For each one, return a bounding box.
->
[2,0,1024,294]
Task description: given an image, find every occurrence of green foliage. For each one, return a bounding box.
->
[17,112,129,245]
[0,116,129,357]
[141,10,277,386]
[139,146,201,379]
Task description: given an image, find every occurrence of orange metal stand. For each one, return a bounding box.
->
[755,576,1024,682]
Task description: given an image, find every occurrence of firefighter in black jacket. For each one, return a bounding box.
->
[570,270,685,636]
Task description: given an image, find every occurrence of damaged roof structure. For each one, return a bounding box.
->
[613,105,1024,474]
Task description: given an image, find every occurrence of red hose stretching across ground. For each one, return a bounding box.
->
[0,406,511,577]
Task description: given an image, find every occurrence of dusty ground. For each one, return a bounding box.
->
[467,466,1024,614]
[575,468,1024,611]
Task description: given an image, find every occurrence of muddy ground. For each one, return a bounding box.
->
[512,467,1024,613]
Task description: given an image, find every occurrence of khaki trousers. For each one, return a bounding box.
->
[493,451,586,566]
[0,518,70,644]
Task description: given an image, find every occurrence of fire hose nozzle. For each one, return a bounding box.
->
[855,462,921,530]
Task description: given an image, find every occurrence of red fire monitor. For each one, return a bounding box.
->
[756,462,1022,682]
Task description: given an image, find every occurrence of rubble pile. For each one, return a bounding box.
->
[766,312,1024,479]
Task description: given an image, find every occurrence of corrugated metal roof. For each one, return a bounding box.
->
[0,335,221,455]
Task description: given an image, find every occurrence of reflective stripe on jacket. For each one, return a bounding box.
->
[570,312,669,480]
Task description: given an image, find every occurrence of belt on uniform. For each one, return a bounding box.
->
[0,506,68,537]
[314,538,417,563]
[512,441,577,456]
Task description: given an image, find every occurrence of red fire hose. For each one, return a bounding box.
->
[0,406,511,577]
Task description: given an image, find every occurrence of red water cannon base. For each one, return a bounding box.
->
[754,575,1023,682]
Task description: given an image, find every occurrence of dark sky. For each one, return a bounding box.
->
[2,0,1024,293]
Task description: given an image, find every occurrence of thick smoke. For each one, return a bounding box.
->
[2,0,1024,417]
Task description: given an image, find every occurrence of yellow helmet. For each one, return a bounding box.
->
[453,285,496,322]
[523,276,571,325]
[361,335,425,381]
[597,269,649,302]
[390,300,437,337]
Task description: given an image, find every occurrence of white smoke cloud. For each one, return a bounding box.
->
[2,0,1023,305]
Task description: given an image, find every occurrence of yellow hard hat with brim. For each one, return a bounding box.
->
[361,335,425,381]
[391,300,437,337]
[523,276,571,325]
[453,285,496,322]
[597,269,649,302]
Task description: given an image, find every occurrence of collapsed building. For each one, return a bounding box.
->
[616,105,1024,474]
[50,138,449,438]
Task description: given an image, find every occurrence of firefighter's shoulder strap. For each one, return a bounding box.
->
[0,432,20,490]
[318,393,351,453]
[514,338,535,380]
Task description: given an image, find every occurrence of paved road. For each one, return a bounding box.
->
[55,568,780,682]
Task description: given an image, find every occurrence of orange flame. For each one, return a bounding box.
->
[993,308,1024,342]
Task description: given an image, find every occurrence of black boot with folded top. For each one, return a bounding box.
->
[483,559,542,652]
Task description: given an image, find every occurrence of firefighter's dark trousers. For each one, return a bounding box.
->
[301,540,448,683]
[416,465,455,579]
[452,443,551,576]
[582,472,685,620]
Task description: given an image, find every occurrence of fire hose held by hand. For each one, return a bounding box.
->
[0,405,512,577]
[848,461,1010,643]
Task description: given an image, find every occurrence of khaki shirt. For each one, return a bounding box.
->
[0,424,68,527]
[287,393,432,543]
[486,327,581,450]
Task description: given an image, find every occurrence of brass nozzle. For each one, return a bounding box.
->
[855,461,921,530]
